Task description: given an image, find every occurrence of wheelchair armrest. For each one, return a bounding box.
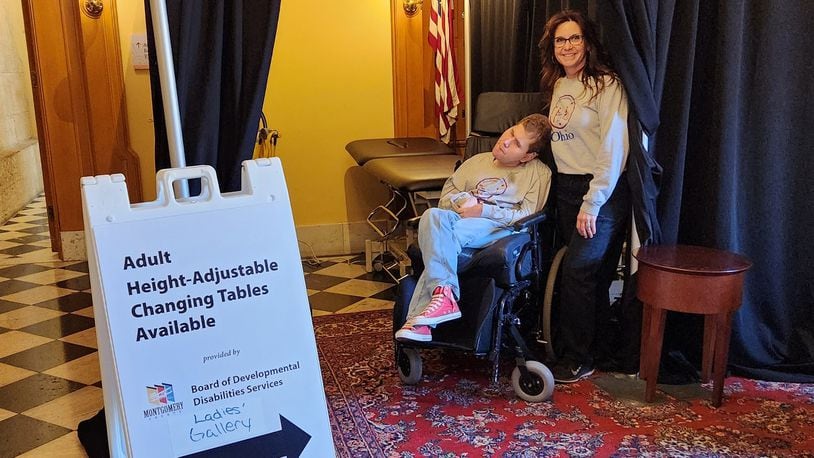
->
[410,208,548,233]
[474,233,530,262]
[510,210,549,232]
[458,232,531,285]
[407,208,550,286]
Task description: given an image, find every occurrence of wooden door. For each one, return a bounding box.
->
[21,0,142,259]
[390,0,467,152]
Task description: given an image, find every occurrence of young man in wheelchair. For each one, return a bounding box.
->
[395,114,553,342]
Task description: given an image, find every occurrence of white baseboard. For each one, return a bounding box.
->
[295,220,395,258]
[63,221,386,262]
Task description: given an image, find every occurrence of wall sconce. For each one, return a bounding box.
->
[403,0,423,16]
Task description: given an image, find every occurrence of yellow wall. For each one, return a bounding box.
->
[263,1,394,226]
[116,1,394,225]
[115,0,157,201]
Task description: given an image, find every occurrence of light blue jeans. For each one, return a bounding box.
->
[406,207,512,320]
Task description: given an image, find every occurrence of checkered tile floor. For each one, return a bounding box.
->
[0,196,396,457]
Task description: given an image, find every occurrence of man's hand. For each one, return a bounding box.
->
[457,202,483,218]
[452,192,477,211]
[577,210,597,238]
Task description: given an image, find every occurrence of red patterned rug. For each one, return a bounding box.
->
[315,310,814,457]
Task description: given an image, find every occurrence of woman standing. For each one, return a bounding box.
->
[540,10,631,383]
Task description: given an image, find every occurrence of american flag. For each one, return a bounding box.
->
[428,0,460,143]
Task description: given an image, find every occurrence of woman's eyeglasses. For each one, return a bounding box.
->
[554,34,583,48]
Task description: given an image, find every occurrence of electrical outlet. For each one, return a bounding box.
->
[131,33,149,70]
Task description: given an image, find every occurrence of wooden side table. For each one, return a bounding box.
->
[634,244,752,407]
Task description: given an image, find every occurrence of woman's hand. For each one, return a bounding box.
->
[577,210,597,238]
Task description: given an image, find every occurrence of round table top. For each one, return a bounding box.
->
[633,244,752,275]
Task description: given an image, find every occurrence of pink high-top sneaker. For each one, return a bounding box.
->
[413,285,461,326]
[395,320,432,342]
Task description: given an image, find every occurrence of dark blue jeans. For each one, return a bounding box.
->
[556,173,629,365]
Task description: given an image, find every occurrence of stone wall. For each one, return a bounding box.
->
[0,2,42,224]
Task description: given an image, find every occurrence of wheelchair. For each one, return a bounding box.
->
[391,92,567,402]
[392,206,566,402]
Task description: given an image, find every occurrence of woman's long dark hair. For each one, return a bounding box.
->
[539,9,617,104]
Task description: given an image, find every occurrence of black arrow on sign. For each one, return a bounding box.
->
[181,415,311,457]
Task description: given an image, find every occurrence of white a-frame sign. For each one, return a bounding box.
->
[82,159,334,457]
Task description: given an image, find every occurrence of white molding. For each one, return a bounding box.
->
[64,220,388,262]
[295,220,387,258]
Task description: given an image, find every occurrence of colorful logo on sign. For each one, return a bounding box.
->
[147,383,175,405]
[143,382,184,419]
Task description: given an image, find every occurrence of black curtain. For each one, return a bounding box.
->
[145,0,281,193]
[602,1,814,381]
[469,0,547,115]
[469,1,605,110]
[598,1,677,247]
[595,0,677,376]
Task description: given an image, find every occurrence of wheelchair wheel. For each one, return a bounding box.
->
[541,246,567,361]
[511,360,554,402]
[372,252,395,272]
[396,347,422,384]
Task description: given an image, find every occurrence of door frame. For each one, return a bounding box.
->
[21,0,143,259]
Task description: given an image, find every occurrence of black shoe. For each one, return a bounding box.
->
[552,362,595,383]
